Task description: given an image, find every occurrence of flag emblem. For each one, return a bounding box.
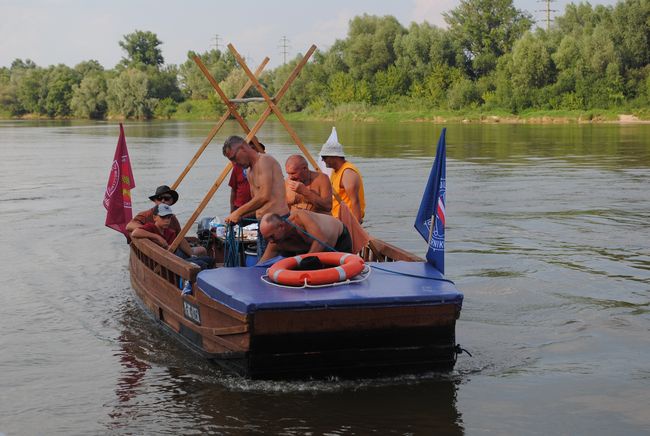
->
[414,128,447,273]
[104,123,135,240]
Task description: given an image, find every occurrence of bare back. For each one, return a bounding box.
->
[248,154,290,219]
[290,209,343,249]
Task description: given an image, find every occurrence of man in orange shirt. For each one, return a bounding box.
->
[319,128,365,223]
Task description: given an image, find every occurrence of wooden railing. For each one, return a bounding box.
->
[360,238,424,262]
[130,239,201,287]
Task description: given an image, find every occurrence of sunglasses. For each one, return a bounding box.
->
[158,195,174,201]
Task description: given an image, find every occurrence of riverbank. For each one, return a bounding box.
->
[284,107,650,124]
[3,107,650,124]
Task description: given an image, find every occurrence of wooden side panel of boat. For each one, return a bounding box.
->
[129,239,251,358]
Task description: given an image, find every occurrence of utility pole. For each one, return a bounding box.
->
[537,0,557,32]
[212,34,222,51]
[278,36,290,64]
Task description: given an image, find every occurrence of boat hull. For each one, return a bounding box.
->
[129,239,461,379]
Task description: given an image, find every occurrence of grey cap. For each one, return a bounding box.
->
[154,203,174,217]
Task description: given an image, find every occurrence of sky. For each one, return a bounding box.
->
[0,0,619,69]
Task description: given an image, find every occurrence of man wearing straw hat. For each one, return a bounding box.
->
[319,127,366,223]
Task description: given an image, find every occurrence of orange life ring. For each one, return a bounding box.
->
[266,252,365,286]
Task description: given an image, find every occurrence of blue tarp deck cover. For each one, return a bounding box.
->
[196,261,464,314]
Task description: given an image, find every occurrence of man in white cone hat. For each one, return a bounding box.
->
[319,127,365,223]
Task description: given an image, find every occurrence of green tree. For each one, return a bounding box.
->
[270,55,319,113]
[342,14,406,80]
[43,64,81,117]
[421,64,464,107]
[154,97,178,119]
[119,30,164,68]
[71,73,107,119]
[178,49,238,99]
[501,31,555,108]
[0,67,19,115]
[393,22,461,84]
[16,67,47,114]
[444,0,533,78]
[74,60,104,77]
[354,79,373,104]
[10,58,36,71]
[328,72,356,105]
[610,0,650,70]
[447,76,481,109]
[147,65,183,101]
[317,40,349,76]
[107,68,155,119]
[373,65,409,104]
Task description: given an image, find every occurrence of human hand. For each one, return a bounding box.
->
[224,211,241,224]
[287,180,305,195]
[286,188,297,205]
[157,236,169,249]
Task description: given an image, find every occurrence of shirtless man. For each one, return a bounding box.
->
[285,154,332,214]
[222,136,289,257]
[258,210,353,262]
[223,136,289,223]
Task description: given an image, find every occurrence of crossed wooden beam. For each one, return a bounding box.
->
[169,43,317,252]
[170,56,269,190]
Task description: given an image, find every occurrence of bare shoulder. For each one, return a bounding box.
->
[257,154,273,168]
[341,167,360,184]
[259,153,281,168]
[314,171,329,183]
[292,208,310,223]
[313,171,331,188]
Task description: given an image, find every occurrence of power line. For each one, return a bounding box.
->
[278,36,291,64]
[537,0,557,32]
[212,34,222,51]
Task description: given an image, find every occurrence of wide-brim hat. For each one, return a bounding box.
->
[148,185,179,205]
[319,127,345,157]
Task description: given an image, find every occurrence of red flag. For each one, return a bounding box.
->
[104,123,135,240]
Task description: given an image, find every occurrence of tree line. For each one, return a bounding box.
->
[1,0,648,120]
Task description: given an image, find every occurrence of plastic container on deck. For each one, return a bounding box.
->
[244,250,258,267]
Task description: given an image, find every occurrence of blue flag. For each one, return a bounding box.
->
[414,128,446,274]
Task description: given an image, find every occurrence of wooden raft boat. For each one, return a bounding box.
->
[126,43,463,379]
[129,238,463,379]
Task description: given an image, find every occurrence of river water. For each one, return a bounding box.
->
[1,120,648,435]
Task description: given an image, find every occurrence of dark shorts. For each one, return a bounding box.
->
[334,224,353,253]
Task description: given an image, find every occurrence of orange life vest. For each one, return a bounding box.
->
[330,161,365,220]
